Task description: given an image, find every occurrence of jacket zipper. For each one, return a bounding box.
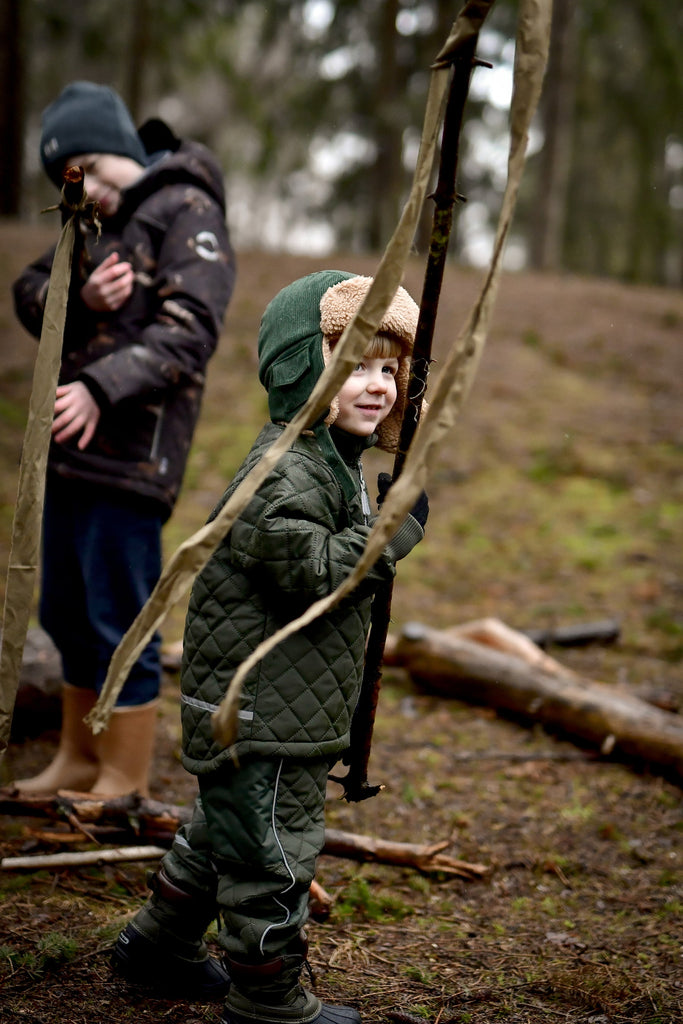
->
[149,403,165,463]
[357,459,372,524]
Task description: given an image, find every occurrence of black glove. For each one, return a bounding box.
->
[410,490,429,529]
[376,472,392,506]
[376,472,429,529]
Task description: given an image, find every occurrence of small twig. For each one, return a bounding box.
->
[308,877,333,920]
[323,828,489,880]
[64,809,100,845]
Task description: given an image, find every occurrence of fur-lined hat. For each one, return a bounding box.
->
[257,270,420,497]
[320,275,419,453]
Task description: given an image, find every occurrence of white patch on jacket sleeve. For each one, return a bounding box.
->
[193,230,221,262]
[161,299,195,326]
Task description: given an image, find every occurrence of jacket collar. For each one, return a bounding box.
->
[329,425,376,466]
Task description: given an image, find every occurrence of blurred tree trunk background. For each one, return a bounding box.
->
[0,0,26,215]
[2,0,681,285]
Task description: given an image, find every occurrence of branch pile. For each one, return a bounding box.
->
[0,789,488,883]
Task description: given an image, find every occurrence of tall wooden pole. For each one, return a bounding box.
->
[336,23,493,802]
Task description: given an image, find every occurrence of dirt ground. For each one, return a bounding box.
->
[0,220,682,1024]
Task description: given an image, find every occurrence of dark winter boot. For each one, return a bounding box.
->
[221,1003,361,1024]
[220,951,361,1024]
[111,865,230,1000]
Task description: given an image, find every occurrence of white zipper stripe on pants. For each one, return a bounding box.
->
[260,758,297,956]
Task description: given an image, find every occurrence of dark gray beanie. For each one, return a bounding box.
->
[40,81,147,186]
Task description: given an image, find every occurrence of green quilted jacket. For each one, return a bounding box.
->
[180,423,419,770]
[179,269,423,772]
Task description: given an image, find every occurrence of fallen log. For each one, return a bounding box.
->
[0,789,487,880]
[4,626,63,738]
[391,620,683,779]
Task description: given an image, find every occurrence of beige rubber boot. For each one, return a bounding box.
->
[90,699,159,798]
[13,683,99,795]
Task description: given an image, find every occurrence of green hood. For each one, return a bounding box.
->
[258,270,366,502]
[258,270,355,424]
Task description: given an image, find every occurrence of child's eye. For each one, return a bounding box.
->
[382,363,398,375]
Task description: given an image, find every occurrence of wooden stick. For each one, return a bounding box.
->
[309,877,333,919]
[1,834,486,882]
[323,828,489,880]
[1,845,167,870]
[339,12,493,804]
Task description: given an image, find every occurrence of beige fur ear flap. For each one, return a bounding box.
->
[321,336,339,427]
[376,395,429,454]
[319,276,419,353]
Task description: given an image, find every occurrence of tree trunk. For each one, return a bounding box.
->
[0,0,25,215]
[124,0,151,122]
[528,0,578,270]
[367,0,403,249]
[392,621,683,778]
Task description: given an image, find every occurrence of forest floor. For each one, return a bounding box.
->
[0,219,682,1024]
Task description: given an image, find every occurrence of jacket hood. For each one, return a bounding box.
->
[119,119,227,216]
[258,269,356,425]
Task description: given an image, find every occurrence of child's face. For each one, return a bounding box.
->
[64,153,144,217]
[335,355,399,436]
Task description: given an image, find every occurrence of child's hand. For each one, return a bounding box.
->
[52,381,101,450]
[409,490,429,529]
[81,252,134,312]
[377,471,429,528]
[376,472,392,506]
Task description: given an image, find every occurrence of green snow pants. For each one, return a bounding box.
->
[147,755,330,1005]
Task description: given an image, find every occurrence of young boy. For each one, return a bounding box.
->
[11,81,235,798]
[112,270,428,1023]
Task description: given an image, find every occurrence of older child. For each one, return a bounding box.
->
[12,81,235,798]
[113,271,427,1022]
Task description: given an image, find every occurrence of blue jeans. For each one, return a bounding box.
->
[40,475,163,706]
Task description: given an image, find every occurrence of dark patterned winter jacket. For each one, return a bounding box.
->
[12,125,236,517]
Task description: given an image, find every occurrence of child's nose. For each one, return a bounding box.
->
[367,370,388,392]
